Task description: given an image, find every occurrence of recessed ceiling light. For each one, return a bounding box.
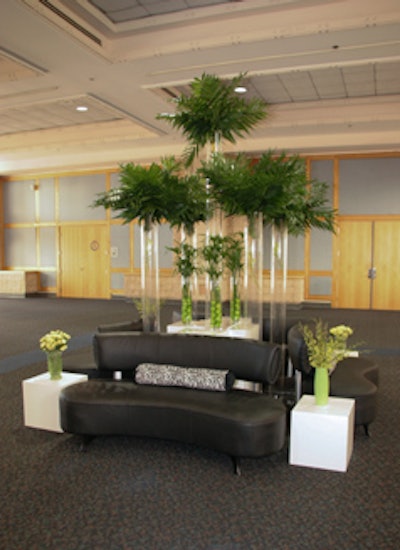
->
[234,86,247,94]
[76,105,88,112]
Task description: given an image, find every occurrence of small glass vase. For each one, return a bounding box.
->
[47,350,63,381]
[314,367,329,406]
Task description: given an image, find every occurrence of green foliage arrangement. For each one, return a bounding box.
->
[168,242,198,280]
[253,151,336,235]
[201,234,225,282]
[157,73,268,166]
[299,319,354,370]
[93,161,168,231]
[200,150,336,236]
[164,171,209,236]
[93,157,208,234]
[223,233,244,280]
[200,153,258,219]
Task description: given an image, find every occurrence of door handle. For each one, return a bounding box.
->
[368,267,377,279]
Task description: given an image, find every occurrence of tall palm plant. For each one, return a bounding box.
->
[253,151,336,234]
[92,158,183,332]
[157,73,268,166]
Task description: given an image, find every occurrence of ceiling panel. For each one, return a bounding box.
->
[87,0,230,23]
[342,65,375,97]
[150,60,400,106]
[377,61,400,94]
[1,0,399,174]
[309,68,346,100]
[0,49,44,83]
[0,95,140,136]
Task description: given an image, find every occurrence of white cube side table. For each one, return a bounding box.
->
[22,372,88,433]
[289,394,355,472]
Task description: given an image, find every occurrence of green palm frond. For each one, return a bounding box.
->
[253,151,336,235]
[157,73,268,165]
[92,157,208,233]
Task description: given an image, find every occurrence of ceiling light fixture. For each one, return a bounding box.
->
[76,105,88,112]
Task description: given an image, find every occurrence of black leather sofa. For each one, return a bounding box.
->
[287,324,379,434]
[60,332,287,474]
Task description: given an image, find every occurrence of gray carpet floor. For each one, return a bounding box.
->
[0,297,399,549]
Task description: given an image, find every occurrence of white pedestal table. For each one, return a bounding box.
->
[289,394,355,472]
[22,372,88,433]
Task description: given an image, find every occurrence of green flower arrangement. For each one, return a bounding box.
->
[39,330,71,353]
[300,319,353,370]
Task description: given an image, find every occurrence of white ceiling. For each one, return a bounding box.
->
[0,0,399,175]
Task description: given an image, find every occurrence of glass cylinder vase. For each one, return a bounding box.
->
[179,228,200,326]
[230,275,241,324]
[242,214,263,339]
[47,350,63,381]
[181,276,193,326]
[314,367,330,406]
[140,221,160,333]
[210,278,223,330]
[269,221,288,375]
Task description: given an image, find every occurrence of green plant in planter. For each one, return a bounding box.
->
[253,151,336,235]
[201,234,225,329]
[93,158,181,332]
[201,150,336,236]
[157,73,268,166]
[161,159,207,325]
[92,160,171,230]
[168,241,198,325]
[163,168,209,237]
[200,152,268,236]
[224,233,244,323]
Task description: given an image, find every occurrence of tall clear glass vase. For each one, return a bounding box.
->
[242,214,263,340]
[140,221,160,332]
[203,175,223,330]
[229,274,241,324]
[179,228,200,327]
[181,276,193,326]
[269,221,288,377]
[210,277,223,330]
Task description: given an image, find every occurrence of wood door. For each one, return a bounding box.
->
[60,225,109,298]
[336,221,372,309]
[373,221,400,310]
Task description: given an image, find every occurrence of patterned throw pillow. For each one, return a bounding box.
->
[135,363,235,392]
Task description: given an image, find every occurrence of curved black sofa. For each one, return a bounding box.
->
[287,324,379,434]
[60,332,287,474]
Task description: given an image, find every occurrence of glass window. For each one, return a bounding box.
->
[3,180,36,223]
[339,157,400,214]
[59,174,106,221]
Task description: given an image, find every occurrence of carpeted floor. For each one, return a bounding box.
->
[0,298,399,549]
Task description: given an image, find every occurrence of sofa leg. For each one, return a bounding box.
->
[79,435,95,452]
[363,424,370,437]
[232,456,241,476]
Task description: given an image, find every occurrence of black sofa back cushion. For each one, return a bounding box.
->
[93,332,281,386]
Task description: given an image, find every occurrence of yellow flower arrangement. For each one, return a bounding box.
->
[39,329,71,353]
[300,319,353,370]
